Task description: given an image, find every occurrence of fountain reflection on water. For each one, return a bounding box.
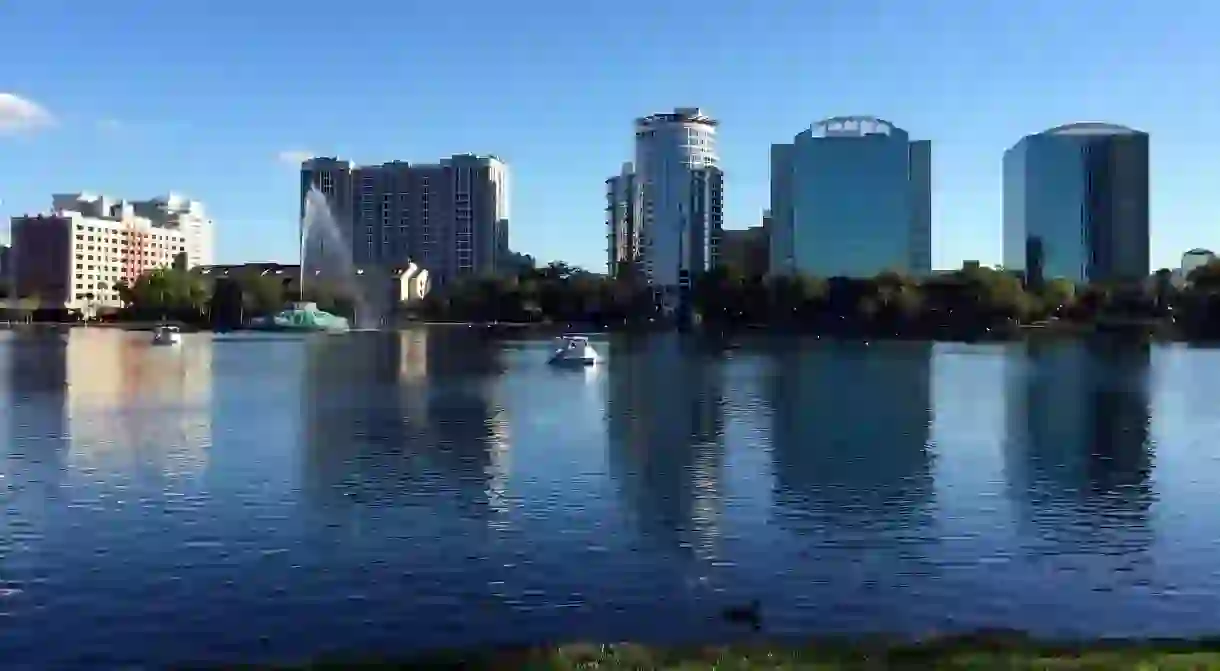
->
[301,186,382,329]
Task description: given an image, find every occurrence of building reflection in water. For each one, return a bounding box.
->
[604,334,726,564]
[301,328,511,520]
[421,330,512,518]
[1004,338,1154,552]
[62,330,213,480]
[2,332,70,497]
[767,340,935,535]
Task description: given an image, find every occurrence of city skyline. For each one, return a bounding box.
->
[5,115,1177,288]
[1,1,1215,272]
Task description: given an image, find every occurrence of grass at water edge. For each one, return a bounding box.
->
[222,632,1220,669]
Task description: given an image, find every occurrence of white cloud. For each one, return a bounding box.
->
[277,149,315,165]
[0,93,53,136]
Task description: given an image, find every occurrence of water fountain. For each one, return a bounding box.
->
[302,187,385,328]
[247,187,370,332]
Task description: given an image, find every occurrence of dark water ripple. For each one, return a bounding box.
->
[2,329,1220,667]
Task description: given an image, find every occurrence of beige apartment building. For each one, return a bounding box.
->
[10,193,214,311]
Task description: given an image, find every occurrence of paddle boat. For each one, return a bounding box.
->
[151,324,182,346]
[548,335,600,366]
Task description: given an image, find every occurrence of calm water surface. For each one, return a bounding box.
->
[2,328,1220,667]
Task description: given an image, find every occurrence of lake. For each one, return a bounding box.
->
[2,327,1220,667]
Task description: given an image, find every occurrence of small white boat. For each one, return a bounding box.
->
[549,335,600,366]
[151,324,182,346]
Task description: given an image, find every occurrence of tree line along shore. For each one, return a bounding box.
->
[7,260,1220,340]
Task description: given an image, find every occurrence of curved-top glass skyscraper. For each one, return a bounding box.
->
[1002,122,1150,285]
[769,116,932,278]
[634,108,723,312]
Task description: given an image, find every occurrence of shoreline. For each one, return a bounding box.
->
[4,318,1217,344]
[233,633,1220,669]
[409,319,1215,344]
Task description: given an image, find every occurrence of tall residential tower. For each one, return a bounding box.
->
[300,154,510,288]
[605,161,641,277]
[633,108,724,310]
[1002,123,1149,286]
[770,116,931,278]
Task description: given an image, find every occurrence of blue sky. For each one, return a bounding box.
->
[0,0,1215,272]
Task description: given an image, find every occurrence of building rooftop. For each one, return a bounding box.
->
[302,157,355,167]
[635,108,718,128]
[305,154,505,171]
[807,115,904,139]
[1040,122,1143,136]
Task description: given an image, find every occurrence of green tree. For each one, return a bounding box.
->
[113,280,130,306]
[116,267,210,321]
[1188,261,1220,291]
[238,274,287,315]
[409,258,1108,336]
[16,294,39,323]
[537,261,585,282]
[1040,278,1076,313]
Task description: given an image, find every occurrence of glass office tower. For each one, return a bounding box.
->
[1002,123,1149,286]
[769,116,931,278]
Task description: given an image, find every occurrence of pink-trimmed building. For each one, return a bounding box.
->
[11,193,193,311]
